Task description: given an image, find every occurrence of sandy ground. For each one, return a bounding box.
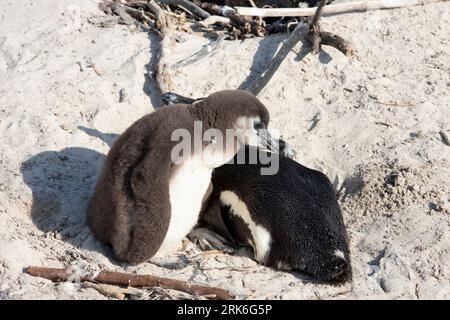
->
[0,0,449,299]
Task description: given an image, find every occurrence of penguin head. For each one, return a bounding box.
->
[271,213,352,283]
[189,90,280,167]
[271,234,351,283]
[300,242,352,284]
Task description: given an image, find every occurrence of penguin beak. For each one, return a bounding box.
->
[256,125,279,154]
[278,138,297,159]
[256,125,297,159]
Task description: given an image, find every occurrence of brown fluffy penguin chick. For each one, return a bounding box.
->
[87,90,274,264]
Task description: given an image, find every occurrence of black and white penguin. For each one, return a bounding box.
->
[87,90,278,264]
[198,145,352,283]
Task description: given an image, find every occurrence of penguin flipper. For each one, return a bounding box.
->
[199,194,236,243]
[192,195,236,253]
[112,148,172,264]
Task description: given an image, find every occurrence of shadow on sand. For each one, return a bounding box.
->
[20,127,119,258]
[143,32,166,108]
[238,29,332,91]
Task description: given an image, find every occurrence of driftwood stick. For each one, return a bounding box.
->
[24,266,234,300]
[201,3,247,24]
[303,0,355,55]
[310,0,326,27]
[159,0,211,19]
[236,0,447,17]
[200,3,238,17]
[147,0,175,95]
[319,31,355,56]
[201,3,265,37]
[194,15,231,28]
[82,282,141,300]
[110,2,138,25]
[123,1,148,9]
[99,1,113,15]
[123,5,155,25]
[147,0,169,34]
[307,0,326,54]
[100,1,155,27]
[245,22,306,96]
[265,16,300,33]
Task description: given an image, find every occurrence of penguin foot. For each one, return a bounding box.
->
[188,227,235,254]
[149,255,191,270]
[278,137,297,159]
[161,92,197,105]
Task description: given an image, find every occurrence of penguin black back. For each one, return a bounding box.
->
[200,146,351,283]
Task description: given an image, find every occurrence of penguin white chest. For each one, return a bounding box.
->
[156,159,212,255]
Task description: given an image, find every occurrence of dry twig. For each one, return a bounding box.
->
[159,0,211,19]
[147,0,176,94]
[109,2,138,25]
[307,0,327,54]
[244,23,306,95]
[304,0,355,55]
[201,2,265,37]
[235,0,447,17]
[24,266,235,300]
[82,282,141,300]
[319,31,355,56]
[194,15,231,28]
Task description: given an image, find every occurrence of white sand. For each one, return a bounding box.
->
[0,0,449,299]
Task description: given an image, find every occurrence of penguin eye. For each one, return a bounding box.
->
[253,121,265,130]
